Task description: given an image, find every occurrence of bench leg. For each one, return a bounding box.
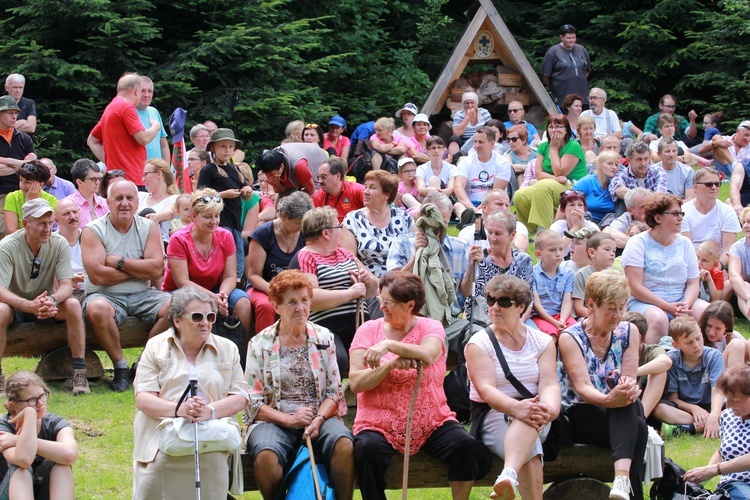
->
[35,347,104,380]
[543,477,610,499]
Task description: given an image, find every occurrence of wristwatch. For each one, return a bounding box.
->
[50,295,58,307]
[116,257,125,270]
[208,405,217,420]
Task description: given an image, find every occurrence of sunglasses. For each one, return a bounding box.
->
[508,109,522,113]
[16,391,49,407]
[507,137,521,143]
[199,195,222,204]
[696,181,721,188]
[305,123,319,129]
[21,163,37,172]
[183,311,217,324]
[486,294,516,308]
[106,169,125,177]
[85,176,103,183]
[29,257,41,279]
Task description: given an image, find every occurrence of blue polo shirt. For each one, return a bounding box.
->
[532,262,574,316]
[666,347,724,406]
[503,120,539,145]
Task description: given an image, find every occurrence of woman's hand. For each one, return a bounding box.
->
[549,130,565,150]
[555,175,569,185]
[567,209,585,231]
[511,395,550,431]
[665,302,689,317]
[220,189,242,199]
[684,464,719,484]
[178,396,209,423]
[348,282,367,301]
[287,406,315,429]
[391,356,418,370]
[469,245,484,264]
[605,376,640,407]
[363,340,392,369]
[213,292,229,317]
[10,406,37,434]
[303,416,324,440]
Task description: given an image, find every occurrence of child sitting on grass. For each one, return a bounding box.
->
[528,230,576,338]
[572,232,618,317]
[696,240,725,302]
[656,316,725,438]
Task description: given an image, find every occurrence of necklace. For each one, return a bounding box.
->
[277,220,296,247]
[585,320,611,359]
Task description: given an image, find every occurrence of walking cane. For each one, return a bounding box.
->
[402,360,423,500]
[305,434,324,500]
[189,376,201,500]
[469,214,485,334]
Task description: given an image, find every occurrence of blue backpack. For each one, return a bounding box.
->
[279,444,335,500]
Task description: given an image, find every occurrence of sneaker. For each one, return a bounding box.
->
[490,467,518,500]
[661,423,696,439]
[458,206,475,230]
[71,369,91,396]
[111,368,130,392]
[609,475,631,500]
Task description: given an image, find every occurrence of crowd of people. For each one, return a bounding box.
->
[2,22,750,498]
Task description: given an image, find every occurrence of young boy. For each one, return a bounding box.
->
[562,226,597,273]
[696,240,724,302]
[528,230,576,338]
[655,316,724,438]
[572,232,617,317]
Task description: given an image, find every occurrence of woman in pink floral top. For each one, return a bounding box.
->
[244,270,355,499]
[349,272,480,500]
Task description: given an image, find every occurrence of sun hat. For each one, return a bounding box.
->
[395,103,419,119]
[207,128,243,146]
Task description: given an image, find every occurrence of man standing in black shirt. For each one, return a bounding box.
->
[0,95,36,237]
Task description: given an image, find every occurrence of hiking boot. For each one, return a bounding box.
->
[71,369,91,396]
[609,475,631,500]
[111,368,130,392]
[490,467,518,500]
[458,206,475,230]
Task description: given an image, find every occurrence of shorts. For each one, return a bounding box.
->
[9,311,60,329]
[626,298,674,320]
[83,288,170,325]
[211,287,249,312]
[247,418,353,472]
[0,460,58,500]
[481,409,549,464]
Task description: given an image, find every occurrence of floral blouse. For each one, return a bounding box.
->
[243,321,346,426]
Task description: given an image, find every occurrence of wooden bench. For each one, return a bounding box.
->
[236,444,615,498]
[5,317,152,379]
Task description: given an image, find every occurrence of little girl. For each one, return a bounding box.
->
[395,157,422,218]
[170,194,192,236]
[0,371,78,499]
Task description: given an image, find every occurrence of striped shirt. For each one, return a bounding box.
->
[296,247,359,324]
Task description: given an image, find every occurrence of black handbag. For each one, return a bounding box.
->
[212,314,247,371]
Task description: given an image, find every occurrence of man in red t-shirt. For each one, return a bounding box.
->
[86,73,160,187]
[312,157,364,223]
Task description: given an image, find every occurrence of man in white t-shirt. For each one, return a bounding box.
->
[681,167,740,266]
[454,127,512,211]
[457,189,528,252]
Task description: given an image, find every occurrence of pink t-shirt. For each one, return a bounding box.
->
[323,134,351,157]
[405,134,430,157]
[162,224,236,291]
[369,133,404,148]
[350,317,455,454]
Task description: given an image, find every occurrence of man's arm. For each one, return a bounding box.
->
[453,175,473,209]
[104,221,165,281]
[15,115,36,134]
[80,227,131,287]
[160,137,170,162]
[132,120,160,146]
[0,285,35,314]
[729,162,745,213]
[87,134,105,163]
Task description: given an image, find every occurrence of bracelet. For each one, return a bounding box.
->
[315,414,327,422]
[717,462,723,475]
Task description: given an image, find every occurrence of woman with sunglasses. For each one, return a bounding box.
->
[133,285,248,500]
[302,123,324,149]
[139,159,179,244]
[4,159,57,234]
[465,275,559,500]
[504,125,538,190]
[245,270,355,500]
[682,167,740,270]
[290,207,378,375]
[0,371,77,499]
[558,270,648,500]
[622,193,708,344]
[350,272,480,500]
[162,189,252,334]
[513,114,587,234]
[99,169,126,198]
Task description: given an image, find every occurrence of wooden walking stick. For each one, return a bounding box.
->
[402,360,423,499]
[306,434,324,500]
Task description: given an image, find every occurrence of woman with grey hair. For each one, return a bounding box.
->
[460,210,534,321]
[247,191,312,331]
[290,206,378,374]
[189,124,211,153]
[133,285,249,500]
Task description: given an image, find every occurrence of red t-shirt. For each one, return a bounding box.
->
[312,181,365,222]
[162,224,236,291]
[279,159,312,189]
[709,267,724,291]
[90,97,146,184]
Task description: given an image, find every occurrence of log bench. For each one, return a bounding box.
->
[5,317,152,379]
[236,444,615,498]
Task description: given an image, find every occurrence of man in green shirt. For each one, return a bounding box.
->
[0,198,90,395]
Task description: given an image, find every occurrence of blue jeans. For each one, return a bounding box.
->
[719,480,750,499]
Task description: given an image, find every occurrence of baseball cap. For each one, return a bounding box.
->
[563,226,598,239]
[0,95,20,112]
[22,198,54,220]
[328,115,347,130]
[739,120,750,131]
[397,157,416,169]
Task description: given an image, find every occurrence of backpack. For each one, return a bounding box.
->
[279,444,335,500]
[649,457,725,499]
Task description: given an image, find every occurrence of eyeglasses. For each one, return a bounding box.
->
[662,104,676,109]
[560,189,584,200]
[508,108,522,113]
[507,137,521,143]
[318,174,332,181]
[182,311,217,324]
[376,296,399,308]
[142,171,158,177]
[662,211,685,217]
[199,195,222,204]
[85,176,103,183]
[402,169,416,174]
[16,391,49,407]
[326,225,343,230]
[486,294,516,308]
[696,181,721,188]
[427,146,444,151]
[702,122,714,127]
[187,157,202,162]
[305,123,318,129]
[588,96,604,100]
[29,257,41,279]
